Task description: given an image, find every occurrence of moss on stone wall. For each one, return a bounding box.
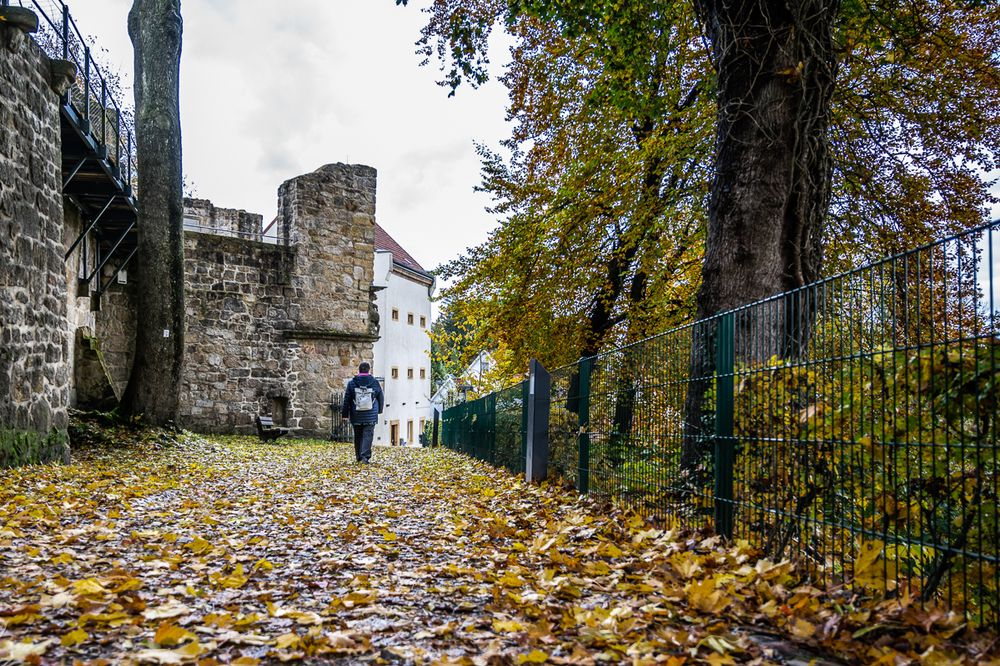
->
[0,429,70,468]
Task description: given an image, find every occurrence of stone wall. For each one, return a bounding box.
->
[93,282,136,398]
[0,14,71,466]
[179,232,293,433]
[179,164,378,438]
[184,198,264,241]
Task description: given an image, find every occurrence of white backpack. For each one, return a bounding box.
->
[354,386,375,411]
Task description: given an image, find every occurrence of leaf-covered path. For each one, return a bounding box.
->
[0,436,996,664]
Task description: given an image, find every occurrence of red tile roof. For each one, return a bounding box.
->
[375,224,429,275]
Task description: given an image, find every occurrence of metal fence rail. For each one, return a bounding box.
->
[442,219,1000,626]
[8,0,138,196]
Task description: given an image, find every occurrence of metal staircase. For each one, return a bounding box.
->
[5,0,139,300]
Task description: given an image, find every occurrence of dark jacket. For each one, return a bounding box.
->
[341,374,384,425]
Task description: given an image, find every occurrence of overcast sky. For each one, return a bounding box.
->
[47,1,1000,310]
[77,0,511,279]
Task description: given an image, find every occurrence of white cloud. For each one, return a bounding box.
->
[78,0,513,280]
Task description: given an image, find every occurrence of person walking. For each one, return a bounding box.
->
[340,362,384,464]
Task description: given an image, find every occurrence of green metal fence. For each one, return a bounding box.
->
[441,220,1000,625]
[441,381,528,476]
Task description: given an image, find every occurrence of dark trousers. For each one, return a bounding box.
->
[353,423,375,462]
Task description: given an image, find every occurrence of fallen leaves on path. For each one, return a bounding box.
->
[0,429,997,664]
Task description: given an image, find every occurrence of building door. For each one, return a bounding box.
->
[390,422,399,446]
[407,420,414,445]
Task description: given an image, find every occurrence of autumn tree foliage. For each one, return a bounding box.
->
[403,0,1000,376]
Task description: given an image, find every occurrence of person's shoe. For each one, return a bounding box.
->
[361,459,371,465]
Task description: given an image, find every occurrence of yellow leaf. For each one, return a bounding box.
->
[72,578,107,596]
[274,633,300,649]
[234,612,262,627]
[583,560,612,576]
[854,540,885,576]
[154,622,196,647]
[2,612,42,626]
[203,613,233,628]
[789,618,816,640]
[252,558,274,571]
[113,577,143,593]
[492,619,525,633]
[686,578,729,614]
[78,610,131,627]
[498,572,526,588]
[517,649,548,664]
[184,536,213,555]
[217,563,248,589]
[232,658,260,666]
[133,639,204,665]
[61,629,89,648]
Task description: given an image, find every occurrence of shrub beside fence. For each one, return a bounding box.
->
[441,220,1000,626]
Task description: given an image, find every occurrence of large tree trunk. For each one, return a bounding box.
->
[120,0,184,425]
[681,0,840,470]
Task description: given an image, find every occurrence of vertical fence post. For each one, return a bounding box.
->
[83,46,91,127]
[525,359,551,483]
[61,4,69,59]
[114,108,121,167]
[61,4,70,104]
[520,379,529,474]
[577,357,592,494]
[432,410,439,447]
[101,79,107,147]
[714,313,736,539]
[487,392,497,464]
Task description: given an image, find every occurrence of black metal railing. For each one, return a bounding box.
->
[443,219,1000,626]
[13,0,137,197]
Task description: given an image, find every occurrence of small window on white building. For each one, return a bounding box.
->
[420,316,427,328]
[407,313,414,325]
[391,367,399,379]
[391,308,399,321]
[407,368,414,379]
[419,368,426,380]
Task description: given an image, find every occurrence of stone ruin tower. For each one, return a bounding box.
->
[179,164,379,439]
[275,163,380,436]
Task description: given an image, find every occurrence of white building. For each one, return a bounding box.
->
[372,225,435,446]
[430,351,496,416]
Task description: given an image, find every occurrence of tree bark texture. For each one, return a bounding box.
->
[120,0,184,425]
[681,0,840,470]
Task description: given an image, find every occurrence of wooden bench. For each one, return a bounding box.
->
[256,415,289,442]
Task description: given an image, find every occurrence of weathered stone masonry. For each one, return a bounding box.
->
[0,13,72,466]
[180,164,379,439]
[1,11,379,460]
